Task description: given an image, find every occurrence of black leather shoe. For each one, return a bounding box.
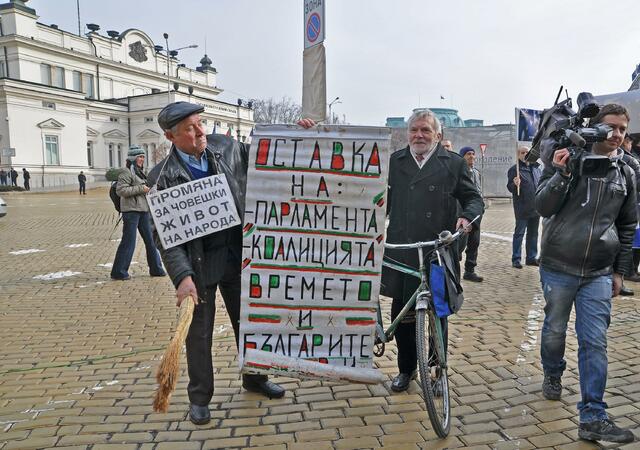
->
[150,271,167,277]
[242,375,285,399]
[526,259,540,266]
[189,403,211,425]
[391,371,416,392]
[620,285,634,296]
[512,261,523,269]
[463,272,484,282]
[626,272,640,282]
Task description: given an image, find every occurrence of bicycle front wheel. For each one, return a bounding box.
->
[416,309,451,438]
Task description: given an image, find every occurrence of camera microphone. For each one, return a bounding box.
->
[565,129,586,148]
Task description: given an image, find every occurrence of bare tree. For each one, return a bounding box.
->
[250,97,303,124]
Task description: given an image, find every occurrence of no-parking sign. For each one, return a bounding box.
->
[304,0,325,49]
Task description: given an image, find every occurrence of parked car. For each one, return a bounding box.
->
[0,195,6,217]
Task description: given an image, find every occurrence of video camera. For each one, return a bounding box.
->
[526,88,614,178]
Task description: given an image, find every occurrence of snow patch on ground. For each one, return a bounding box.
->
[9,249,45,255]
[33,271,81,280]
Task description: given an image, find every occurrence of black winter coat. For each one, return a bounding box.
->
[535,150,636,277]
[147,134,248,299]
[507,160,541,219]
[381,145,484,299]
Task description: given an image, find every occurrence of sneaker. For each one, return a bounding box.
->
[512,261,523,269]
[463,272,484,282]
[542,374,562,400]
[525,259,540,266]
[578,418,635,443]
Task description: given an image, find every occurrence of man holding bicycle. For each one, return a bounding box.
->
[383,109,483,392]
[536,104,636,443]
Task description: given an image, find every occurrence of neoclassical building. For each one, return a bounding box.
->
[0,0,254,189]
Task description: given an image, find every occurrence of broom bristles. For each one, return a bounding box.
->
[153,296,195,413]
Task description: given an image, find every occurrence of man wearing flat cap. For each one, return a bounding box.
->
[148,102,285,425]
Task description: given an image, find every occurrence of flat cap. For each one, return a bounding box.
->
[158,101,204,130]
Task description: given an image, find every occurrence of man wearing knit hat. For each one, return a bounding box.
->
[147,102,310,425]
[458,147,483,282]
[111,145,166,281]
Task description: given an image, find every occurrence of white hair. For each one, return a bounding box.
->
[407,109,442,135]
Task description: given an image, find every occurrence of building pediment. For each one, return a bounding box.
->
[136,129,161,139]
[37,118,65,129]
[86,126,99,137]
[103,129,128,139]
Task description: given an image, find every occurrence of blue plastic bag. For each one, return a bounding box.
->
[430,262,452,318]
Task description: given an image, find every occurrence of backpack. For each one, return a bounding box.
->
[109,181,121,213]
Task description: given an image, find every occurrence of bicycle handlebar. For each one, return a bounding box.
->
[383,215,480,250]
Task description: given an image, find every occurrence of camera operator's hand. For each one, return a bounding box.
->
[552,148,571,176]
[612,273,623,297]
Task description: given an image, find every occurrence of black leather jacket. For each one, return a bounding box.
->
[147,134,248,297]
[535,149,636,277]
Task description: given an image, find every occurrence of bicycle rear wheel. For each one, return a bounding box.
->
[416,309,451,438]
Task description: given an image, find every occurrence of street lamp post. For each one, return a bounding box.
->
[328,96,341,124]
[163,33,170,102]
[156,33,198,103]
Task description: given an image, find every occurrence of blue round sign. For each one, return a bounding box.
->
[307,12,321,43]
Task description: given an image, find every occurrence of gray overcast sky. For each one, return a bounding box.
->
[29,0,640,126]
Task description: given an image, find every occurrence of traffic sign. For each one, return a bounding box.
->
[307,13,321,44]
[304,0,325,49]
[479,143,487,156]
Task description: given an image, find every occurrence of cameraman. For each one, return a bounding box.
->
[535,104,636,444]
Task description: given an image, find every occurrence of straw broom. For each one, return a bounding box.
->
[153,296,195,413]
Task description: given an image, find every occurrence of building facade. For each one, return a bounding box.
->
[0,0,254,190]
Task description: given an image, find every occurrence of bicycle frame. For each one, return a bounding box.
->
[377,240,448,361]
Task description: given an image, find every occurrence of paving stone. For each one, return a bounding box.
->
[248,433,294,446]
[333,436,381,449]
[460,432,502,446]
[528,431,573,447]
[108,432,154,443]
[294,429,338,442]
[3,437,59,450]
[156,442,202,450]
[286,441,334,450]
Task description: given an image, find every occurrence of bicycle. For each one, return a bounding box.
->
[374,228,465,438]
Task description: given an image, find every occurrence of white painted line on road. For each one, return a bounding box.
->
[33,271,81,280]
[9,249,45,255]
[65,243,92,248]
[482,232,513,242]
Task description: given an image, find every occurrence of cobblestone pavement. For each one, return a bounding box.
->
[2,190,640,450]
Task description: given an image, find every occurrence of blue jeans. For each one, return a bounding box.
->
[512,217,539,263]
[111,211,164,279]
[540,267,612,422]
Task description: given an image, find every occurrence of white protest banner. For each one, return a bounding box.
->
[146,174,240,249]
[239,124,390,383]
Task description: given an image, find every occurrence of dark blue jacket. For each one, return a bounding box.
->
[507,160,541,219]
